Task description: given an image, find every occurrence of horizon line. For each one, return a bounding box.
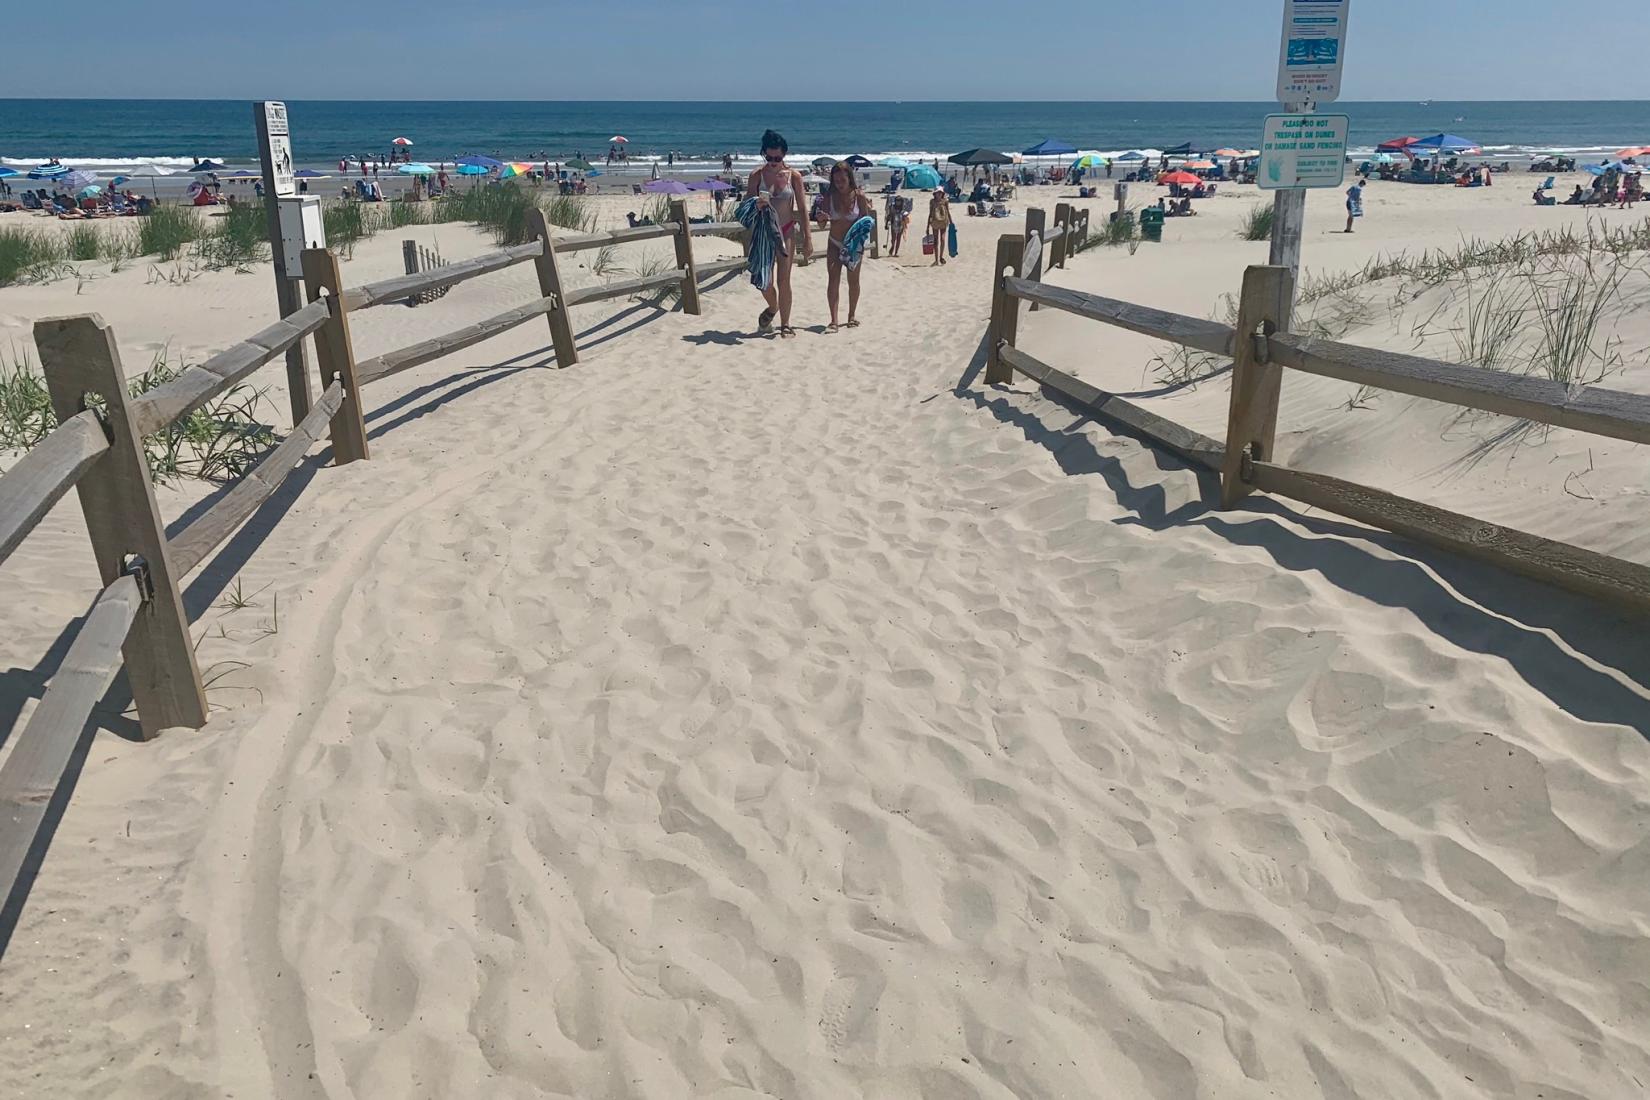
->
[3,96,1650,105]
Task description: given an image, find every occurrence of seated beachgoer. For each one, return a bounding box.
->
[1532,188,1556,206]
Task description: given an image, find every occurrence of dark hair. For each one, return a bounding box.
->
[760,129,788,154]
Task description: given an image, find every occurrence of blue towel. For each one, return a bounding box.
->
[840,215,875,269]
[947,222,958,258]
[734,196,786,291]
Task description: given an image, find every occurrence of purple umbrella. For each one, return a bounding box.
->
[689,178,733,191]
[642,179,694,195]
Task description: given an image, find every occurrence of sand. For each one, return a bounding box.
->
[2,176,1649,1099]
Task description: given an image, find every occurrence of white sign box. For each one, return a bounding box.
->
[276,195,324,271]
[1258,113,1350,190]
[261,101,295,197]
[1277,0,1351,106]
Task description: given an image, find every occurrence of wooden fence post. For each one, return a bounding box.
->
[668,199,702,316]
[1024,207,1046,312]
[525,207,579,369]
[299,248,370,464]
[1053,202,1072,269]
[1220,265,1295,508]
[35,315,208,739]
[984,234,1025,386]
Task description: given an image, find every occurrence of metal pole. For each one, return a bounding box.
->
[253,102,313,425]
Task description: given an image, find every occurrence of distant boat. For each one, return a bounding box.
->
[1419,100,1431,107]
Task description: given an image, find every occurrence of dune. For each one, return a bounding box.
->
[1,177,1648,1099]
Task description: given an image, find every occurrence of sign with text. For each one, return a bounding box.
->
[1277,0,1351,106]
[258,101,295,197]
[1258,113,1349,190]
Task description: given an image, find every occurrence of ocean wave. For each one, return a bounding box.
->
[0,156,213,169]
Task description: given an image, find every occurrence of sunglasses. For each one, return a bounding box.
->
[764,153,785,163]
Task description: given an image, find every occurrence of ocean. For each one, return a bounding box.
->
[2,100,1645,174]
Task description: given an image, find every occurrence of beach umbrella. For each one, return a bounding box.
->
[1159,170,1202,186]
[689,178,732,191]
[1116,151,1148,162]
[28,163,70,180]
[903,165,942,189]
[1212,147,1244,158]
[0,166,17,178]
[126,163,175,177]
[499,162,534,178]
[1184,159,1216,170]
[811,156,836,170]
[77,184,103,198]
[1408,134,1480,154]
[566,158,595,171]
[397,162,435,175]
[457,155,502,168]
[1070,154,1107,169]
[188,159,228,172]
[61,169,97,189]
[949,148,1014,166]
[1377,136,1421,154]
[1615,146,1650,159]
[392,136,414,146]
[846,154,873,168]
[1022,138,1077,157]
[1372,152,1398,165]
[293,168,330,179]
[877,156,913,169]
[456,163,489,175]
[609,135,628,144]
[642,179,693,194]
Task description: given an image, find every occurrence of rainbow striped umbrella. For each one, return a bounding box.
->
[499,162,535,178]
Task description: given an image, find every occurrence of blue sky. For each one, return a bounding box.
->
[1,0,1640,100]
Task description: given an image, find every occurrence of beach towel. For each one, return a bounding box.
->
[947,223,958,258]
[840,215,875,270]
[734,196,787,291]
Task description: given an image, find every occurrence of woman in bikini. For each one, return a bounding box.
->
[816,161,874,332]
[928,187,951,267]
[747,129,811,337]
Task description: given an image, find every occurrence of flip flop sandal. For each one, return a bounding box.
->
[780,326,797,339]
[826,323,840,333]
[758,308,775,332]
[845,319,860,328]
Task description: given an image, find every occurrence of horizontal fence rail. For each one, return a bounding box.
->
[342,240,545,311]
[0,574,145,916]
[0,410,109,569]
[553,223,680,253]
[356,300,556,387]
[128,299,331,438]
[986,217,1650,618]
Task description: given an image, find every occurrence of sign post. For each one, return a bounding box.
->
[254,101,312,424]
[1266,0,1351,281]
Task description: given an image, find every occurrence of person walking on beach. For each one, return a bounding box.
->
[747,129,811,337]
[817,161,875,332]
[885,194,909,256]
[1344,179,1364,233]
[927,187,951,266]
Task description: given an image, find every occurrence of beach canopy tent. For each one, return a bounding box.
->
[902,165,942,189]
[1377,136,1421,154]
[689,178,732,191]
[1158,143,1195,157]
[1022,138,1077,157]
[457,155,502,168]
[1115,151,1148,162]
[642,179,693,194]
[1407,134,1480,155]
[949,148,1014,166]
[1159,170,1203,186]
[224,169,258,178]
[397,162,435,175]
[392,136,413,146]
[28,163,70,179]
[188,159,228,172]
[456,163,489,175]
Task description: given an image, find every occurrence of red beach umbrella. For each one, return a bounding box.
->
[609,135,629,144]
[1159,170,1202,186]
[392,136,414,146]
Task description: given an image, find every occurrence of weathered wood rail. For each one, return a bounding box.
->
[984,219,1650,615]
[0,200,754,927]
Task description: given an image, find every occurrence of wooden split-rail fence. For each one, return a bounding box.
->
[985,210,1650,615]
[0,200,755,920]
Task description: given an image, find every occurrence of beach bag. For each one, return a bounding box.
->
[922,233,935,255]
[947,223,958,257]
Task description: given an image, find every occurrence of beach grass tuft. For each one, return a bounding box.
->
[1239,204,1275,241]
[138,204,202,260]
[0,226,66,286]
[65,222,103,262]
[324,201,372,256]
[194,203,269,270]
[0,343,55,451]
[386,199,430,229]
[126,349,280,482]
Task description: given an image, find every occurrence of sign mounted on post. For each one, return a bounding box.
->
[259,101,295,197]
[1277,0,1351,106]
[1258,113,1349,190]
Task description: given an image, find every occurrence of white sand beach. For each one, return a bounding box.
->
[2,174,1649,1099]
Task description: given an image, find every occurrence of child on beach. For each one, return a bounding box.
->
[1344,180,1365,233]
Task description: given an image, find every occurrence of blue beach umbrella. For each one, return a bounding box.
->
[77,184,103,198]
[397,162,435,175]
[1407,134,1480,154]
[878,156,913,169]
[1116,151,1148,162]
[456,163,489,175]
[457,155,502,169]
[0,166,18,178]
[187,159,229,172]
[1022,138,1078,157]
[29,163,70,180]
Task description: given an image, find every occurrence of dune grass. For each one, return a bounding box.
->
[194,203,269,270]
[0,226,66,286]
[1239,204,1275,241]
[137,204,201,260]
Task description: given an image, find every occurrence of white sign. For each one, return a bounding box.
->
[1277,0,1351,106]
[261,101,295,197]
[1258,113,1349,190]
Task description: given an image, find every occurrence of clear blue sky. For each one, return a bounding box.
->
[1,0,1638,100]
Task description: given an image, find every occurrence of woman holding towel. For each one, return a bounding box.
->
[816,161,876,332]
[747,129,811,337]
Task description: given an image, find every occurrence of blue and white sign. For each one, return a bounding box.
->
[1258,113,1350,190]
[1277,0,1351,106]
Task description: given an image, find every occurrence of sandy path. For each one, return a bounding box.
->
[3,202,1650,1099]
